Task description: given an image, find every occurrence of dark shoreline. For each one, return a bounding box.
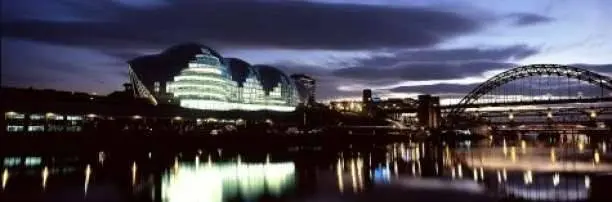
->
[0,132,414,154]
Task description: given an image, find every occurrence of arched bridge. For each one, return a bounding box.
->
[444,64,612,129]
[449,64,612,116]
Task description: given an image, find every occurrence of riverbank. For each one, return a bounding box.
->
[0,132,415,154]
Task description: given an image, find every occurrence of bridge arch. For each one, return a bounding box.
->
[449,64,612,115]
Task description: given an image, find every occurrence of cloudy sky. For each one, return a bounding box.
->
[2,0,612,102]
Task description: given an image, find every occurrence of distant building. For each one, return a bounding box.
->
[128,43,299,112]
[290,74,316,106]
[1,87,294,134]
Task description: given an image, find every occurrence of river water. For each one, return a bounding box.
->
[1,136,611,202]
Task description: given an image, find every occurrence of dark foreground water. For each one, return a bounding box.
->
[1,136,611,202]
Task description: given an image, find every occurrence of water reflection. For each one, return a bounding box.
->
[1,137,610,202]
[2,168,8,190]
[162,161,295,202]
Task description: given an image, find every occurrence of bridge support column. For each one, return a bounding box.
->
[418,95,441,129]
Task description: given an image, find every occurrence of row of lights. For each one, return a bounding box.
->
[6,111,249,123]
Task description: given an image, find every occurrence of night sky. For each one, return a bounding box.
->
[2,0,611,102]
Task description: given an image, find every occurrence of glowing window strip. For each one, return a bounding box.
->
[174,75,227,83]
[168,84,227,93]
[183,68,223,75]
[180,100,295,112]
[173,92,227,100]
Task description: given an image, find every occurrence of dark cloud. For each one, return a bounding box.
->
[332,45,539,81]
[390,83,479,94]
[507,13,554,26]
[2,0,483,50]
[387,64,612,96]
[333,61,514,81]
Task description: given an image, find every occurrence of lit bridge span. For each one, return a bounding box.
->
[352,64,612,132]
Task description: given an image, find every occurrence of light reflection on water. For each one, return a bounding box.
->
[0,138,611,202]
[161,162,295,202]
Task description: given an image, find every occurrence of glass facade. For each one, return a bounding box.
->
[167,51,298,112]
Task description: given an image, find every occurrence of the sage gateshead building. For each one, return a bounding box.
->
[128,44,299,112]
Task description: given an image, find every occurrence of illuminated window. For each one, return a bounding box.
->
[47,113,64,120]
[66,115,83,121]
[6,125,24,132]
[154,81,160,93]
[27,125,44,132]
[5,112,25,119]
[30,114,44,120]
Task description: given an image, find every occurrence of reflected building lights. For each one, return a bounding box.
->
[336,160,344,193]
[578,142,585,153]
[510,147,517,162]
[553,173,560,186]
[357,158,364,190]
[162,162,295,202]
[502,139,508,156]
[473,169,478,181]
[457,164,463,178]
[602,142,607,153]
[521,140,527,154]
[594,151,600,164]
[421,143,425,158]
[496,170,501,184]
[523,170,533,185]
[42,166,49,190]
[585,176,590,189]
[85,164,91,195]
[550,148,556,163]
[394,161,399,177]
[350,159,357,193]
[132,162,138,185]
[479,167,484,180]
[98,151,105,165]
[2,169,8,190]
[502,169,507,181]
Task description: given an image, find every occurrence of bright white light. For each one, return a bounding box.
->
[2,169,8,190]
[168,56,298,112]
[180,100,295,112]
[162,162,295,202]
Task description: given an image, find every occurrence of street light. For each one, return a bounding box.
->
[590,110,597,119]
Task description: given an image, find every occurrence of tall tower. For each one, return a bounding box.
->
[290,74,316,106]
[363,89,373,116]
[417,95,441,129]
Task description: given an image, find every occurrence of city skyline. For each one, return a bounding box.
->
[2,0,612,102]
